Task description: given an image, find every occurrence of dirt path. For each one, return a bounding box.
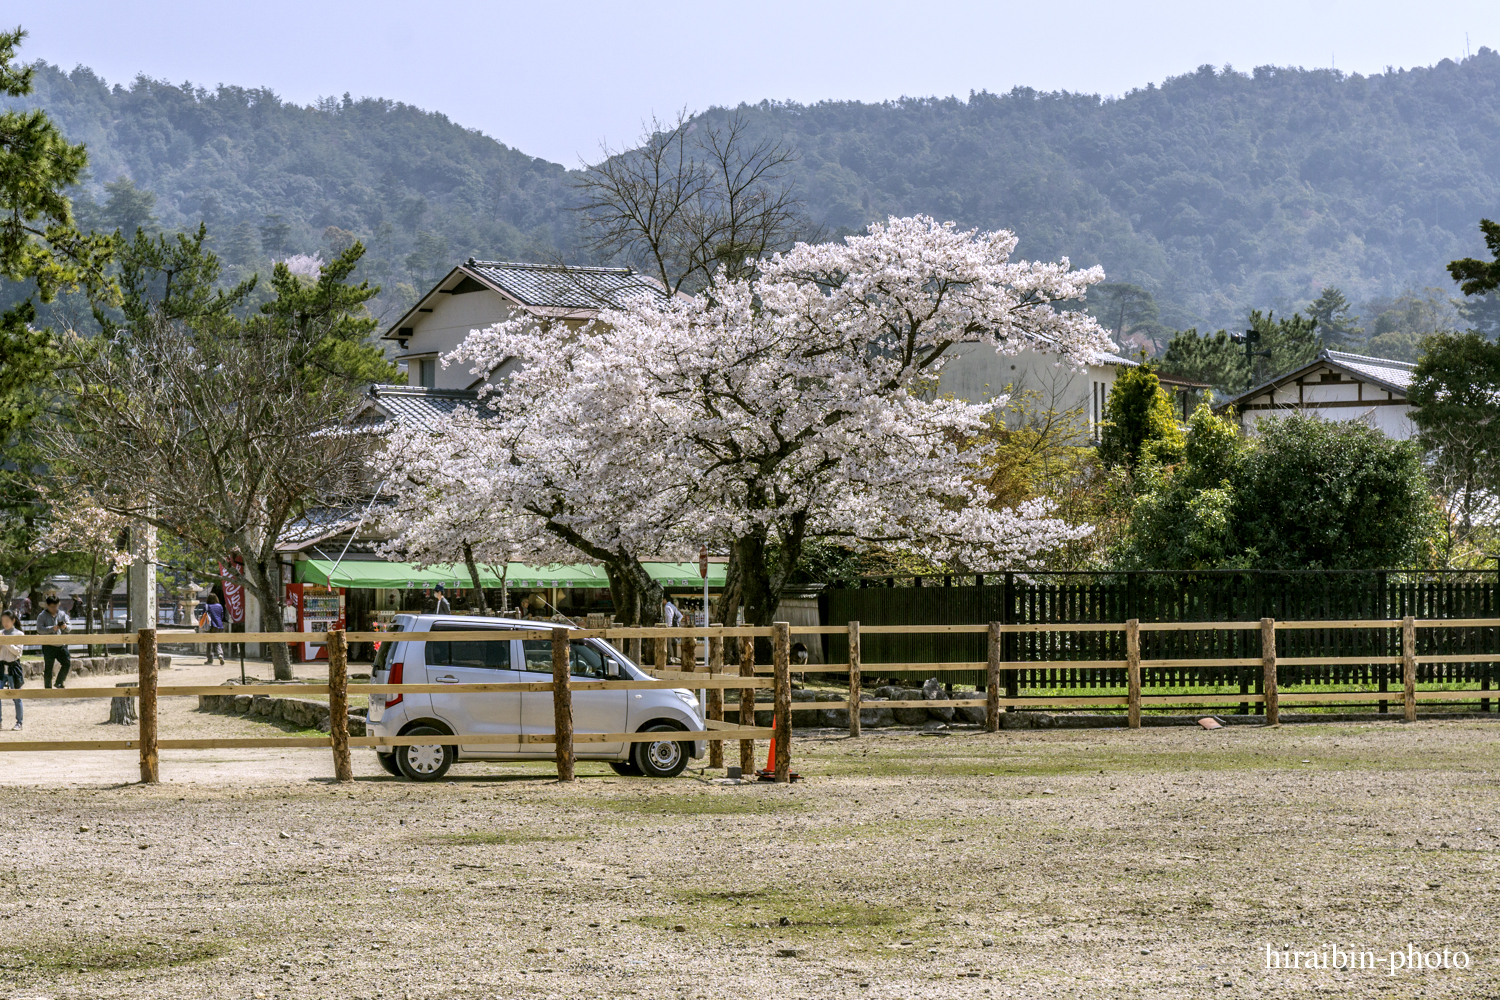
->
[0,689,1496,999]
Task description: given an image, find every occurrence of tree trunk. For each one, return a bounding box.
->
[601,556,664,628]
[535,516,663,628]
[92,529,130,651]
[734,513,807,627]
[246,554,293,680]
[461,540,489,614]
[713,551,745,665]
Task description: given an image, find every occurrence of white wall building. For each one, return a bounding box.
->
[381,259,668,390]
[932,340,1140,441]
[1218,349,1416,440]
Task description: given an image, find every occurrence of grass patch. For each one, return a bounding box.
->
[597,794,804,816]
[0,936,223,972]
[430,830,581,845]
[657,887,905,937]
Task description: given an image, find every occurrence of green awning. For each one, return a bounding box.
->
[295,559,725,589]
[645,562,728,588]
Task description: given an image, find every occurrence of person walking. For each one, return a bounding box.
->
[0,610,24,730]
[36,595,72,690]
[432,583,451,616]
[662,597,684,665]
[199,592,226,665]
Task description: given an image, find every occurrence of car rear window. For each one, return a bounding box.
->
[426,624,512,670]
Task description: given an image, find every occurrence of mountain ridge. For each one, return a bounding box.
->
[12,49,1500,332]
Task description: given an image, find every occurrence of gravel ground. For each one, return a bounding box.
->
[0,661,1496,999]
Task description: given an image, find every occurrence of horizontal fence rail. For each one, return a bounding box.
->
[3,616,1497,783]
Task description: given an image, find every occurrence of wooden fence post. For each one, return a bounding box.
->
[985,621,1002,732]
[1262,618,1279,726]
[138,628,158,784]
[683,634,697,673]
[552,628,574,781]
[654,624,668,674]
[739,636,757,773]
[327,628,352,782]
[707,635,724,768]
[1126,618,1141,729]
[772,622,791,783]
[847,621,862,738]
[1402,615,1417,722]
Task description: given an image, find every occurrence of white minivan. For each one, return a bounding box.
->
[367,614,706,781]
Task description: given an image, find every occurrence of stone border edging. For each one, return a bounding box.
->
[197,687,366,736]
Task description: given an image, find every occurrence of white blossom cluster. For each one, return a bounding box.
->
[380,216,1111,576]
[35,490,136,573]
[277,253,324,278]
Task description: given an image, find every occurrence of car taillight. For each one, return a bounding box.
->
[386,661,404,707]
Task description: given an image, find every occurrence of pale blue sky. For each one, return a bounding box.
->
[12,1,1500,165]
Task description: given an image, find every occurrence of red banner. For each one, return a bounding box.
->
[220,557,245,624]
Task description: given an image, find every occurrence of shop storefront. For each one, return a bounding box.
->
[287,558,728,662]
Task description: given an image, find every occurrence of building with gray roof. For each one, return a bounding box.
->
[1216,348,1416,439]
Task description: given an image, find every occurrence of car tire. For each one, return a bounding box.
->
[631,724,690,778]
[609,760,642,777]
[395,726,454,782]
[376,752,401,777]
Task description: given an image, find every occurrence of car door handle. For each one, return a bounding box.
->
[633,694,643,699]
[436,675,458,683]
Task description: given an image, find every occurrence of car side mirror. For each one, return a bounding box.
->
[606,660,621,678]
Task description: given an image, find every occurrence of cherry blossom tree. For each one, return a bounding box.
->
[372,423,558,614]
[431,216,1111,627]
[33,489,133,631]
[372,388,696,627]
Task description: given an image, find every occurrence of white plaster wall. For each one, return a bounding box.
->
[398,291,514,389]
[932,343,1113,420]
[1272,383,1300,405]
[1303,383,1361,403]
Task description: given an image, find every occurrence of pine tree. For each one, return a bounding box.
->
[1305,287,1363,347]
[221,219,261,266]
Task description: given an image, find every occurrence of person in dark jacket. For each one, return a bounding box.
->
[199,594,226,665]
[35,595,71,689]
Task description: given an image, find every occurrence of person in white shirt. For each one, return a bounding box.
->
[0,610,25,730]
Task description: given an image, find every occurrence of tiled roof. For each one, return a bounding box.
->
[465,259,667,311]
[278,506,372,549]
[1322,350,1415,393]
[355,384,494,434]
[1220,348,1416,409]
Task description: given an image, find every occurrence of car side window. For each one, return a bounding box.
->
[426,627,512,670]
[521,639,553,673]
[519,639,608,678]
[569,641,606,678]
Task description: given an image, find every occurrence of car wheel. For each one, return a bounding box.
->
[376,752,401,777]
[631,724,689,778]
[609,760,642,777]
[395,726,454,782]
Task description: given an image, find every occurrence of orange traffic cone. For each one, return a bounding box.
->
[755,716,799,782]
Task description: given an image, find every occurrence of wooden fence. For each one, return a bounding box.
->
[824,572,1500,692]
[2,617,1492,784]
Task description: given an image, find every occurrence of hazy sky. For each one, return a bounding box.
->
[13,1,1500,165]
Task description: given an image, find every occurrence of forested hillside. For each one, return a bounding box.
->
[712,52,1500,332]
[12,49,1500,331]
[10,65,579,323]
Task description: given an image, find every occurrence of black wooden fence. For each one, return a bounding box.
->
[820,570,1498,710]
